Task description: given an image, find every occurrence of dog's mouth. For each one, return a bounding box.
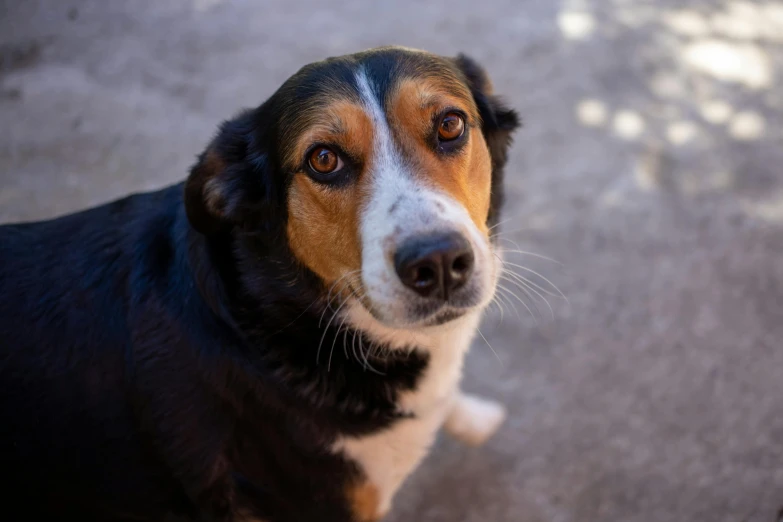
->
[347,280,478,329]
[421,307,468,326]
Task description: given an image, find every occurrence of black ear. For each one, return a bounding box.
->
[184,108,277,235]
[454,54,520,225]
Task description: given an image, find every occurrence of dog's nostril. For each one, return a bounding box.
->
[446,250,474,296]
[394,232,475,300]
[414,265,437,288]
[451,253,473,275]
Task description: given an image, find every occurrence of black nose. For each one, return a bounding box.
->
[394,232,475,300]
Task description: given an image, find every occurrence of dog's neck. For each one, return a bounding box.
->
[343,302,482,414]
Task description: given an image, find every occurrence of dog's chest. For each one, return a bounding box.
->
[333,314,479,518]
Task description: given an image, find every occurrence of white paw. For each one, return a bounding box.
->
[444,393,507,446]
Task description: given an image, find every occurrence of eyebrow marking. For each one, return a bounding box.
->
[420,100,442,110]
[326,119,345,135]
[394,77,478,127]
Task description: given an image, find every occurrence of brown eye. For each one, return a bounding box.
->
[308,146,343,174]
[438,113,465,141]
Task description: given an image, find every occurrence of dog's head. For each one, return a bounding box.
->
[185,47,518,330]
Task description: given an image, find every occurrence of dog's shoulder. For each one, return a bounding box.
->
[0,184,187,343]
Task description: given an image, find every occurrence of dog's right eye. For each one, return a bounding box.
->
[308,146,343,175]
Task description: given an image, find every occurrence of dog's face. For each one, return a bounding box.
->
[185,47,518,329]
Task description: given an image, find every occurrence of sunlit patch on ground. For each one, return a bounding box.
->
[666,120,699,146]
[666,2,783,42]
[663,10,710,37]
[681,39,771,89]
[728,111,766,141]
[557,10,596,40]
[742,191,783,223]
[712,1,783,42]
[700,100,734,125]
[612,110,645,140]
[576,99,608,127]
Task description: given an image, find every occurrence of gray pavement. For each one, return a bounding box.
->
[1,1,782,520]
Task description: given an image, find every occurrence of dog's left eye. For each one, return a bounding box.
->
[308,146,344,175]
[438,113,465,142]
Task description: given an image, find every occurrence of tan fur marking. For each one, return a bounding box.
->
[286,100,375,285]
[393,77,477,129]
[389,78,493,233]
[234,510,268,522]
[202,148,226,175]
[285,101,374,171]
[346,480,384,522]
[199,149,228,215]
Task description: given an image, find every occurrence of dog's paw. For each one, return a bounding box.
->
[444,393,507,446]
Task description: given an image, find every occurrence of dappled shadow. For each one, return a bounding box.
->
[555,0,783,222]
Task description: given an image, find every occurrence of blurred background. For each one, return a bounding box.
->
[1,0,782,520]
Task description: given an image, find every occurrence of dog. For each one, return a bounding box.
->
[0,46,518,521]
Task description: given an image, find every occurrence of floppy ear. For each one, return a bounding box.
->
[454,54,520,225]
[184,108,278,235]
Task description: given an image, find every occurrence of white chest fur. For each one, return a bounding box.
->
[333,306,483,517]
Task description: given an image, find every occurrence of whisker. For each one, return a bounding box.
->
[490,294,506,323]
[316,297,351,366]
[319,283,346,328]
[495,285,521,319]
[490,226,539,238]
[494,288,519,320]
[325,270,359,301]
[487,218,514,232]
[271,297,318,336]
[477,328,502,363]
[343,326,353,360]
[328,311,351,372]
[502,272,555,320]
[351,329,361,366]
[500,274,552,321]
[369,341,387,365]
[276,271,360,336]
[358,335,384,375]
[496,282,538,323]
[500,261,568,302]
[496,243,563,266]
[318,270,361,327]
[339,285,368,362]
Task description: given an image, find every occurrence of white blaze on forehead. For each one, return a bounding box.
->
[354,69,404,178]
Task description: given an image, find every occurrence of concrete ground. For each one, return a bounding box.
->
[2,0,782,520]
